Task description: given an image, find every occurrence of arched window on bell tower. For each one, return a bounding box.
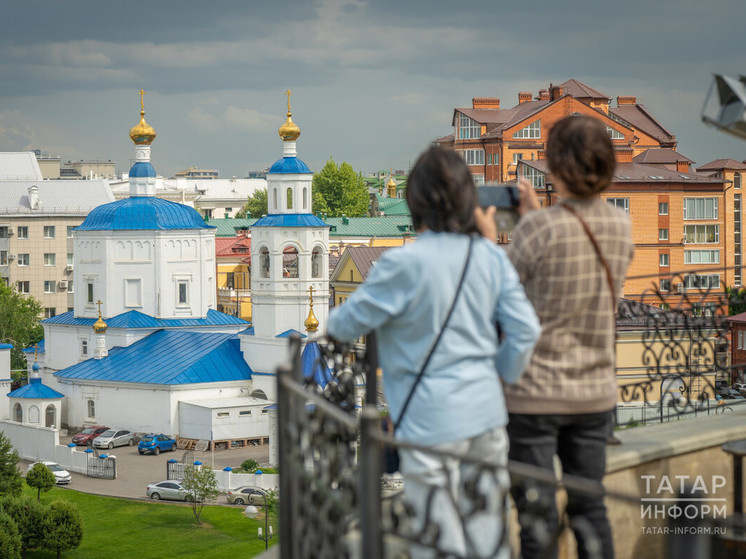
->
[312,247,322,278]
[287,187,293,210]
[303,187,308,210]
[260,247,270,278]
[283,246,299,278]
[273,188,278,211]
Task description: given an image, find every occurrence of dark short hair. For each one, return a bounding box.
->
[406,146,478,234]
[546,116,616,197]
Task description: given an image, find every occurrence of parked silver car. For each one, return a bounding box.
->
[93,428,135,449]
[146,480,189,501]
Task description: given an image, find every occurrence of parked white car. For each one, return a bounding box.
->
[26,461,71,484]
[93,428,136,449]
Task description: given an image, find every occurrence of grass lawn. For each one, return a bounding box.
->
[21,485,276,558]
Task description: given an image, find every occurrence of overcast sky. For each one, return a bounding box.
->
[1,0,745,179]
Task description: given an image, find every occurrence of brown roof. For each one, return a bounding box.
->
[482,100,551,139]
[697,158,746,171]
[519,159,723,184]
[452,107,515,127]
[633,149,694,165]
[215,235,251,257]
[609,104,676,144]
[345,246,392,281]
[559,79,610,100]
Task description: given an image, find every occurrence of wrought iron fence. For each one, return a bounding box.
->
[86,453,116,479]
[166,450,195,481]
[276,267,746,558]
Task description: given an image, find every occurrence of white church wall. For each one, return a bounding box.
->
[0,420,60,462]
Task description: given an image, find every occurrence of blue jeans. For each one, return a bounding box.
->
[399,427,511,559]
[507,411,614,559]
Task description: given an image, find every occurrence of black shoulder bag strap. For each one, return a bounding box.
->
[394,235,474,431]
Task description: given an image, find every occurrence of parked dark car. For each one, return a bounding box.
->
[71,426,109,446]
[138,434,177,455]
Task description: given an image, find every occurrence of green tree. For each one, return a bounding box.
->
[0,509,22,559]
[182,464,219,524]
[727,286,746,315]
[0,279,43,371]
[312,158,369,217]
[0,495,50,556]
[42,500,83,559]
[0,433,23,497]
[236,188,268,218]
[25,463,56,501]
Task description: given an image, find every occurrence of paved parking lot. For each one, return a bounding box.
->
[21,434,271,503]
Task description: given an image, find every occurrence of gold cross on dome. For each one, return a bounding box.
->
[284,89,292,112]
[308,285,314,306]
[138,89,146,111]
[96,300,103,315]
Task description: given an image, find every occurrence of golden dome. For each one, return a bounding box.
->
[93,301,108,334]
[278,89,300,142]
[129,89,157,145]
[387,176,397,197]
[304,286,319,333]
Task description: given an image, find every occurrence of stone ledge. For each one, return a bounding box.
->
[607,407,746,473]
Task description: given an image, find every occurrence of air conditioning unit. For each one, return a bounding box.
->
[65,265,74,272]
[8,254,15,260]
[58,280,67,290]
[677,282,684,293]
[7,228,13,236]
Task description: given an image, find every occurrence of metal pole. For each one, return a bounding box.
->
[365,331,379,408]
[359,405,383,559]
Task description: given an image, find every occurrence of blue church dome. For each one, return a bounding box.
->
[76,197,215,231]
[129,161,157,178]
[269,156,311,174]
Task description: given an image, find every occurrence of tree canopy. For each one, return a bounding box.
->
[0,433,23,497]
[182,465,219,524]
[26,463,56,501]
[0,495,50,554]
[43,500,83,559]
[236,188,268,219]
[0,279,43,371]
[312,158,369,217]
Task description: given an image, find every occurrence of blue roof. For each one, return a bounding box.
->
[252,214,329,228]
[276,329,306,339]
[0,343,13,350]
[269,157,311,174]
[7,378,64,399]
[23,339,45,354]
[301,341,332,388]
[43,309,247,328]
[76,197,215,231]
[54,330,253,385]
[129,161,157,178]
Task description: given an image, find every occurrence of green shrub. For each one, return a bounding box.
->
[0,509,21,559]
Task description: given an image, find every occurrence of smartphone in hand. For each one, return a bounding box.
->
[477,185,520,233]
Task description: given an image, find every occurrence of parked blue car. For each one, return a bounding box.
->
[138,434,177,455]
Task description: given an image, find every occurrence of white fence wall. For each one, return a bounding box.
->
[0,421,89,474]
[214,470,278,492]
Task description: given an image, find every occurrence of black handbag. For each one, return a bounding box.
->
[382,236,474,473]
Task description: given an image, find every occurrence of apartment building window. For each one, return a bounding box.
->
[473,175,485,186]
[67,226,75,238]
[17,281,29,294]
[458,114,481,139]
[67,280,73,293]
[683,198,718,220]
[492,153,499,166]
[607,198,630,213]
[460,149,485,166]
[521,165,545,189]
[659,229,669,241]
[684,250,720,264]
[659,202,669,215]
[513,120,541,139]
[226,272,235,289]
[18,254,29,266]
[0,251,6,265]
[659,279,671,292]
[735,172,742,189]
[512,153,523,165]
[67,253,73,266]
[684,224,719,244]
[684,274,719,290]
[17,226,28,239]
[44,308,56,319]
[606,126,625,140]
[487,153,492,165]
[43,226,55,239]
[659,254,669,267]
[44,281,56,293]
[44,253,56,266]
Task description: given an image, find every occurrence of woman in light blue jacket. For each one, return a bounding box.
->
[327,146,540,558]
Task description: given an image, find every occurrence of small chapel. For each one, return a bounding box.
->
[23,91,330,441]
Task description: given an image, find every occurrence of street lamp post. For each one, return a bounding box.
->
[256,489,274,550]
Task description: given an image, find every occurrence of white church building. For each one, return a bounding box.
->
[18,92,330,443]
